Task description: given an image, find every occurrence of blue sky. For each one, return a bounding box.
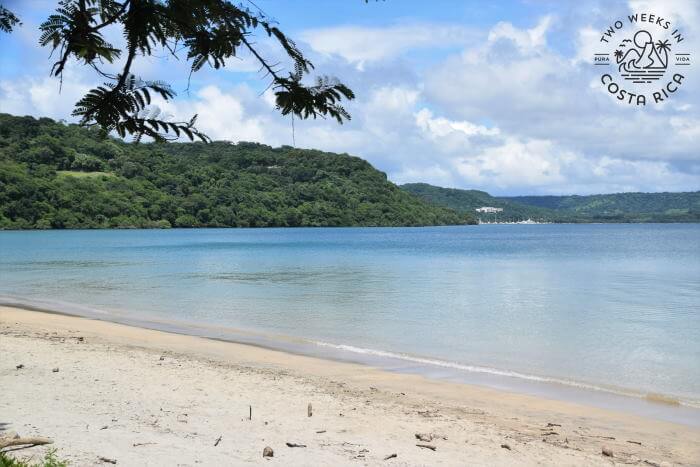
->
[1,0,699,195]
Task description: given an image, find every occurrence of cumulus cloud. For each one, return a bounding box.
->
[168,85,269,143]
[0,69,91,119]
[300,23,478,69]
[488,15,553,53]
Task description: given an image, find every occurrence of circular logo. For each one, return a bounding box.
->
[594,13,692,106]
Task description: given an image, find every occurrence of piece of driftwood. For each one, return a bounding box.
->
[98,456,117,464]
[416,443,436,451]
[383,453,397,460]
[0,436,53,450]
[286,442,306,448]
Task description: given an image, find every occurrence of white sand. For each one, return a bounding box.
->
[1,306,698,466]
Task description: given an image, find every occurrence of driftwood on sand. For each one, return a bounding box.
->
[416,443,436,451]
[0,434,53,450]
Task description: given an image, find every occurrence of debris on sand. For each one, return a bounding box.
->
[416,443,436,451]
[286,442,307,448]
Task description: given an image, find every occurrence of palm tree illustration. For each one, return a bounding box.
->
[655,39,671,67]
[614,50,624,63]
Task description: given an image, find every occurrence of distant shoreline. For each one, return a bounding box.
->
[1,220,700,232]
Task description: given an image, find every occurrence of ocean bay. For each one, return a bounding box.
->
[2,224,699,420]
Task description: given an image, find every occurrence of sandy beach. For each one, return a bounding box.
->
[1,305,698,466]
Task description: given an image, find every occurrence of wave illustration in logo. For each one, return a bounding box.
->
[616,30,671,82]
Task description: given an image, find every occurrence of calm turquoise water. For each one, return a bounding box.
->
[1,225,699,421]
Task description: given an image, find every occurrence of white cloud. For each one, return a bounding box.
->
[0,69,90,119]
[488,15,553,53]
[628,0,699,29]
[573,26,601,64]
[415,109,499,139]
[300,23,477,69]
[669,117,700,139]
[454,138,571,189]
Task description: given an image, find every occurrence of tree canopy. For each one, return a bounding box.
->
[0,0,355,142]
[0,113,473,229]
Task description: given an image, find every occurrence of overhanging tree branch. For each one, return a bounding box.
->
[8,0,356,142]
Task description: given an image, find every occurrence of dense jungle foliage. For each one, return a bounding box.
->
[0,114,472,229]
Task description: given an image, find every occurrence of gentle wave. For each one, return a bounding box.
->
[3,294,698,411]
[312,340,699,409]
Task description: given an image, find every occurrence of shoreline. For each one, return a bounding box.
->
[3,296,700,425]
[2,297,700,427]
[2,305,699,465]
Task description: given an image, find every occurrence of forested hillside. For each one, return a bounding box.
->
[0,114,472,229]
[403,183,700,223]
[502,192,700,222]
[401,183,552,221]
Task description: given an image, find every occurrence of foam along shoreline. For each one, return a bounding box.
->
[1,296,699,427]
[2,305,700,466]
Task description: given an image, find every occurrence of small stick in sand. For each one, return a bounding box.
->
[214,435,222,447]
[416,443,436,451]
[501,443,512,450]
[98,456,117,464]
[384,453,397,460]
[249,405,252,420]
[308,403,313,417]
[286,442,307,448]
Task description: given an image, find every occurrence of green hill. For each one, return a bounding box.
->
[400,183,553,221]
[0,114,472,229]
[402,183,700,223]
[502,192,700,222]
